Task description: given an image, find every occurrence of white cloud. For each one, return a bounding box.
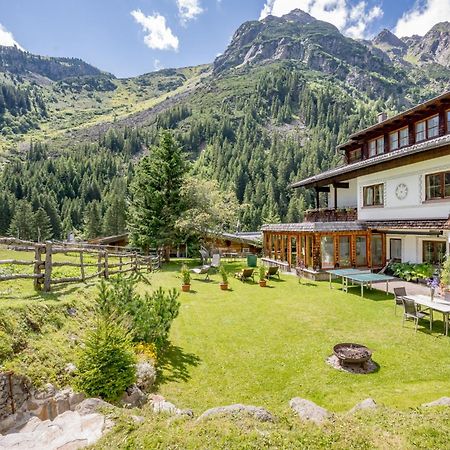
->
[0,23,23,50]
[177,0,204,23]
[131,9,179,51]
[394,0,450,37]
[259,0,383,39]
[153,59,164,70]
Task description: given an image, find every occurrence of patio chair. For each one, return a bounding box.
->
[266,266,280,279]
[211,253,221,270]
[393,287,406,316]
[191,265,211,280]
[401,297,429,332]
[235,268,254,282]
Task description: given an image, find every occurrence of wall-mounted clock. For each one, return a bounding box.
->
[395,183,408,200]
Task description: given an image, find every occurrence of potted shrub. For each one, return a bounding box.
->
[219,264,228,290]
[440,257,450,301]
[181,264,191,292]
[258,265,267,287]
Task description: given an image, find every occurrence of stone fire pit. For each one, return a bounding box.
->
[326,343,377,374]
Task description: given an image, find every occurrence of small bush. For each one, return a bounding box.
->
[76,316,136,402]
[0,330,14,363]
[219,264,228,284]
[135,342,158,365]
[259,265,266,281]
[181,264,191,285]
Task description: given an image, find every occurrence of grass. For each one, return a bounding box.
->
[2,257,450,448]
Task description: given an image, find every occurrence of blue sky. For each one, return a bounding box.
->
[0,0,448,78]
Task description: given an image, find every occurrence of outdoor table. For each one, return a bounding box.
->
[326,268,371,289]
[404,294,450,336]
[341,272,394,297]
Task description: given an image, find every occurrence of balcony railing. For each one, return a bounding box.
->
[305,208,358,223]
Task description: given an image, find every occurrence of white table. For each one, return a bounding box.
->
[405,294,450,336]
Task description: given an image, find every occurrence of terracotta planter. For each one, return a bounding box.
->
[220,283,228,291]
[259,279,267,287]
[181,284,191,292]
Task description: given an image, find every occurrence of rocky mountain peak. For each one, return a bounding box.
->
[279,9,316,25]
[373,29,406,49]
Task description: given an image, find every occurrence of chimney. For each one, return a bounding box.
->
[377,112,387,123]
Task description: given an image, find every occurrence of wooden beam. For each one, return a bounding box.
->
[333,182,349,189]
[316,186,331,193]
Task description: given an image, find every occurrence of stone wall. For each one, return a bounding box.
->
[0,372,30,421]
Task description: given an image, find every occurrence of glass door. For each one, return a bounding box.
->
[390,238,402,262]
[355,236,367,266]
[339,236,351,267]
[321,235,335,269]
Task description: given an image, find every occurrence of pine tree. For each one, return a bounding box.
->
[84,201,102,239]
[103,196,126,236]
[33,207,53,242]
[8,200,35,240]
[128,131,186,256]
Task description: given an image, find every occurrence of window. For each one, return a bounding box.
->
[321,236,334,269]
[425,171,450,200]
[363,183,384,207]
[389,127,409,151]
[416,115,439,142]
[416,120,426,142]
[447,111,450,134]
[339,236,351,267]
[369,137,384,157]
[356,236,367,266]
[390,238,402,261]
[348,148,362,163]
[371,235,383,267]
[423,241,446,265]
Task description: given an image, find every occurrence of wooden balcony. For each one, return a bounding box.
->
[305,208,358,223]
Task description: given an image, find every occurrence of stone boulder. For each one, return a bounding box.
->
[349,398,378,414]
[136,360,156,392]
[197,404,275,422]
[422,397,450,407]
[121,385,147,408]
[75,398,113,416]
[289,398,332,424]
[150,394,193,418]
[0,410,110,450]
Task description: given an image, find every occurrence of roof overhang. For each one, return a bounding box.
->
[290,134,450,189]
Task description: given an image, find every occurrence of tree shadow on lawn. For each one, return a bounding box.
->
[155,344,202,387]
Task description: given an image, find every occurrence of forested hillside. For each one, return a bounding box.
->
[1,10,450,238]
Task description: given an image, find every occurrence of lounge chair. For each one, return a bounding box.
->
[211,254,221,270]
[235,268,254,282]
[401,297,430,332]
[393,287,406,315]
[266,266,280,279]
[191,265,211,280]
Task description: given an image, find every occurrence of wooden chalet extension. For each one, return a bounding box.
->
[263,92,450,275]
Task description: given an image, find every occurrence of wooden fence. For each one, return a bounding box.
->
[0,238,161,292]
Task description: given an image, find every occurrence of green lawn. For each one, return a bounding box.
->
[149,261,450,414]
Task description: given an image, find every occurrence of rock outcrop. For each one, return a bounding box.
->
[197,404,275,422]
[422,397,450,407]
[289,398,332,424]
[348,398,378,414]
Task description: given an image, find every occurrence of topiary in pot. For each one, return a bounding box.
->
[258,265,267,287]
[181,264,191,292]
[219,264,228,290]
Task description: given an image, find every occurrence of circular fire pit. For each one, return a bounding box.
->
[333,343,372,366]
[326,343,377,374]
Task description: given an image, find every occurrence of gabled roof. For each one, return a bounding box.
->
[338,91,450,151]
[290,133,450,189]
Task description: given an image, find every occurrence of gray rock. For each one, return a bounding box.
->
[65,363,77,374]
[289,398,332,424]
[121,385,147,408]
[136,360,156,392]
[422,397,450,407]
[75,398,113,416]
[197,404,275,422]
[349,398,378,414]
[33,383,56,400]
[150,395,193,418]
[131,415,145,424]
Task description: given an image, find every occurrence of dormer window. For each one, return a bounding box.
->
[368,137,384,157]
[389,127,409,151]
[348,148,362,163]
[416,115,439,142]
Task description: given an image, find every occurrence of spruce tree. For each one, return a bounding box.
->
[33,208,53,242]
[84,201,102,239]
[103,196,126,236]
[8,200,35,240]
[128,131,186,256]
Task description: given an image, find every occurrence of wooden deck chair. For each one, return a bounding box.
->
[235,268,254,282]
[266,266,280,279]
[211,253,221,270]
[191,265,211,280]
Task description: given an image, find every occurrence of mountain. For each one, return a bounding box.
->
[0,10,450,236]
[0,45,105,82]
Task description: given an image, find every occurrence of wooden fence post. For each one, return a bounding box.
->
[119,256,123,272]
[133,252,138,272]
[104,251,109,278]
[97,252,103,278]
[33,244,44,291]
[43,242,53,292]
[79,251,85,282]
